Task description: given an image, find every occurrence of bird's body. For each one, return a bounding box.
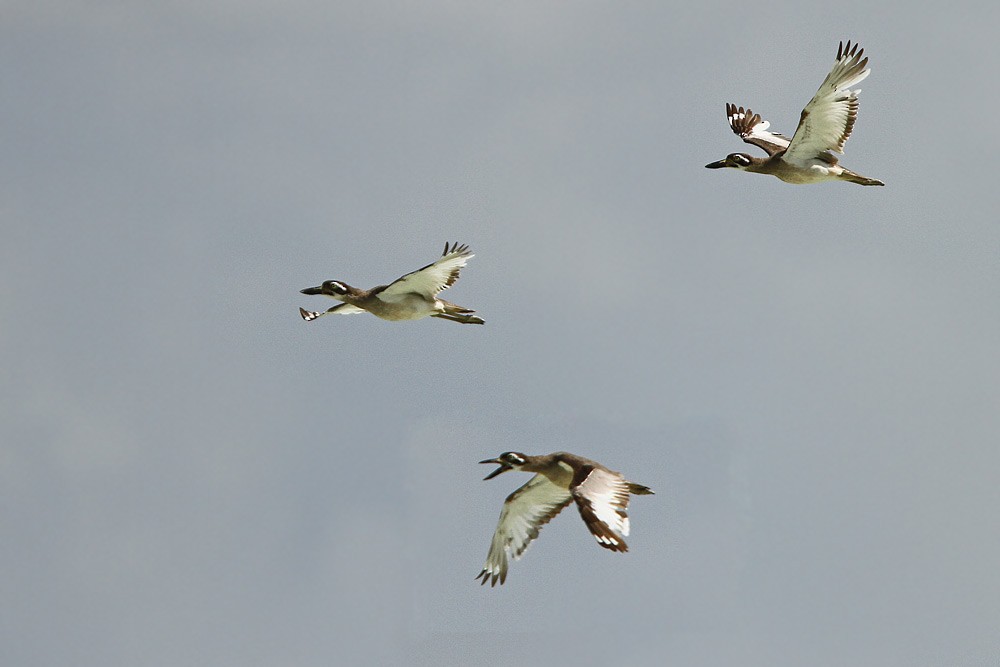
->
[299,242,484,324]
[706,41,884,186]
[732,150,880,185]
[476,451,654,586]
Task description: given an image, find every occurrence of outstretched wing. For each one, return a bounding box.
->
[476,474,573,587]
[725,103,791,156]
[783,40,871,165]
[299,303,364,321]
[570,466,633,553]
[377,242,474,302]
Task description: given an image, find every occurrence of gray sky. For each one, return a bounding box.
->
[3,2,999,665]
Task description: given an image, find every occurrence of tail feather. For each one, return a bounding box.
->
[441,300,476,314]
[628,482,654,495]
[438,300,484,324]
[842,169,884,186]
[433,312,485,325]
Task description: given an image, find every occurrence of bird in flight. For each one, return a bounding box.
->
[476,451,654,586]
[299,242,484,324]
[705,41,884,186]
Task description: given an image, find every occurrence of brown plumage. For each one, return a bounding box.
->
[706,41,884,186]
[298,242,484,324]
[476,451,654,586]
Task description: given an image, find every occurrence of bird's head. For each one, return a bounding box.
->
[705,153,754,170]
[479,452,528,480]
[300,280,351,298]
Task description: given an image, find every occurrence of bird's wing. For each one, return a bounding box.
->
[377,242,473,303]
[726,103,791,156]
[570,466,633,553]
[783,41,871,165]
[299,303,365,321]
[476,474,573,587]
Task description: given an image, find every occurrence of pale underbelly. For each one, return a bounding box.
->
[775,164,842,184]
[367,295,441,321]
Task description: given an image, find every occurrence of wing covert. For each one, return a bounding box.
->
[784,40,871,165]
[476,474,573,586]
[726,103,791,156]
[378,242,474,302]
[570,467,633,553]
[299,303,365,321]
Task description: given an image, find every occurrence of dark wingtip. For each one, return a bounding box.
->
[475,570,502,587]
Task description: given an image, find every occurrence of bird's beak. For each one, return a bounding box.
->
[479,458,510,480]
[704,159,729,169]
[300,286,322,295]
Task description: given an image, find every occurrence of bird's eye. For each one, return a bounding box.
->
[325,281,347,294]
[504,453,524,464]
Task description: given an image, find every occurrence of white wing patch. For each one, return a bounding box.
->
[378,243,474,303]
[299,304,365,321]
[476,474,573,586]
[571,468,633,552]
[784,41,871,165]
[727,103,791,156]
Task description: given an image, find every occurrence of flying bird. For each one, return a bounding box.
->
[705,41,884,186]
[299,242,484,324]
[476,451,654,586]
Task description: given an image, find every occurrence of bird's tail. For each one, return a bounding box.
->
[436,301,485,325]
[841,169,884,186]
[628,482,655,495]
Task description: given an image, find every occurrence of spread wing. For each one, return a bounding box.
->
[725,103,791,156]
[377,242,474,303]
[570,466,633,553]
[783,40,871,166]
[299,303,365,321]
[476,474,573,587]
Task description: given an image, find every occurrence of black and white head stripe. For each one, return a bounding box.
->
[323,280,349,295]
[475,451,653,586]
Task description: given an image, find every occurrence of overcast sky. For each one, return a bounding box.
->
[3,2,999,665]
